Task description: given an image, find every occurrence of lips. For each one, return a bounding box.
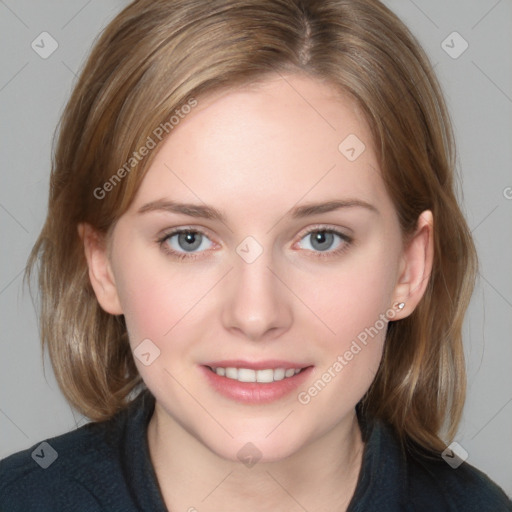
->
[200,360,313,404]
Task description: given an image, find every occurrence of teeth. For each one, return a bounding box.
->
[213,366,303,383]
[225,367,238,379]
[273,368,285,381]
[238,368,256,382]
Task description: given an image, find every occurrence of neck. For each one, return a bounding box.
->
[147,403,364,512]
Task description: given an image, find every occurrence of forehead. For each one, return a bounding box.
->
[127,73,392,223]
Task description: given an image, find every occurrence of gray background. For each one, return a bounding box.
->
[1,0,511,496]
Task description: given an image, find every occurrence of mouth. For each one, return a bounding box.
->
[200,360,313,404]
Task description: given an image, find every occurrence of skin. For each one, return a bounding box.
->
[80,73,433,511]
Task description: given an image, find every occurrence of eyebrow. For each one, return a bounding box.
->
[137,198,378,221]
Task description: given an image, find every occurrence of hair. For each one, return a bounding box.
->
[26,0,477,453]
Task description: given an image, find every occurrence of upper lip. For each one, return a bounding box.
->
[203,360,312,370]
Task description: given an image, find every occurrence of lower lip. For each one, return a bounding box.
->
[200,365,313,404]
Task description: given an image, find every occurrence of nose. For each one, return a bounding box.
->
[221,249,293,342]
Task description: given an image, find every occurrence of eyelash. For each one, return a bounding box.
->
[156,225,353,261]
[157,226,213,261]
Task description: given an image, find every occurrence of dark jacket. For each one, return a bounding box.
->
[1,389,511,511]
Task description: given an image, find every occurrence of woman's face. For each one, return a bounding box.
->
[96,74,413,462]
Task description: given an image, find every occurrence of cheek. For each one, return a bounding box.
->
[313,275,389,376]
[300,249,398,347]
[116,271,171,345]
[113,253,212,395]
[112,246,206,348]
[292,244,399,407]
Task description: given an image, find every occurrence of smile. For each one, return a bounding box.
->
[201,362,314,404]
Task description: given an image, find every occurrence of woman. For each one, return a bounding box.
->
[1,0,511,510]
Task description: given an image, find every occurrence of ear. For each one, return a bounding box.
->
[391,210,434,319]
[78,223,123,315]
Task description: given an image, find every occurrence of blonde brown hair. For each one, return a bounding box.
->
[27,0,477,452]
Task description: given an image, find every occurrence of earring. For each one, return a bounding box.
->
[395,302,405,311]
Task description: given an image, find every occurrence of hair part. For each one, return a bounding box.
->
[27,0,477,452]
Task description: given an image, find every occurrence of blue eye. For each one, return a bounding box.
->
[297,228,351,256]
[158,226,352,261]
[159,229,214,258]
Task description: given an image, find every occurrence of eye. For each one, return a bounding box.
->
[296,227,351,256]
[158,228,214,259]
[157,226,352,261]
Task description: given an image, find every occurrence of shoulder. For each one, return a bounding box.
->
[0,421,114,511]
[401,434,512,511]
[358,419,512,511]
[0,398,144,512]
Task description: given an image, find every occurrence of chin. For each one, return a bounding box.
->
[200,424,308,465]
